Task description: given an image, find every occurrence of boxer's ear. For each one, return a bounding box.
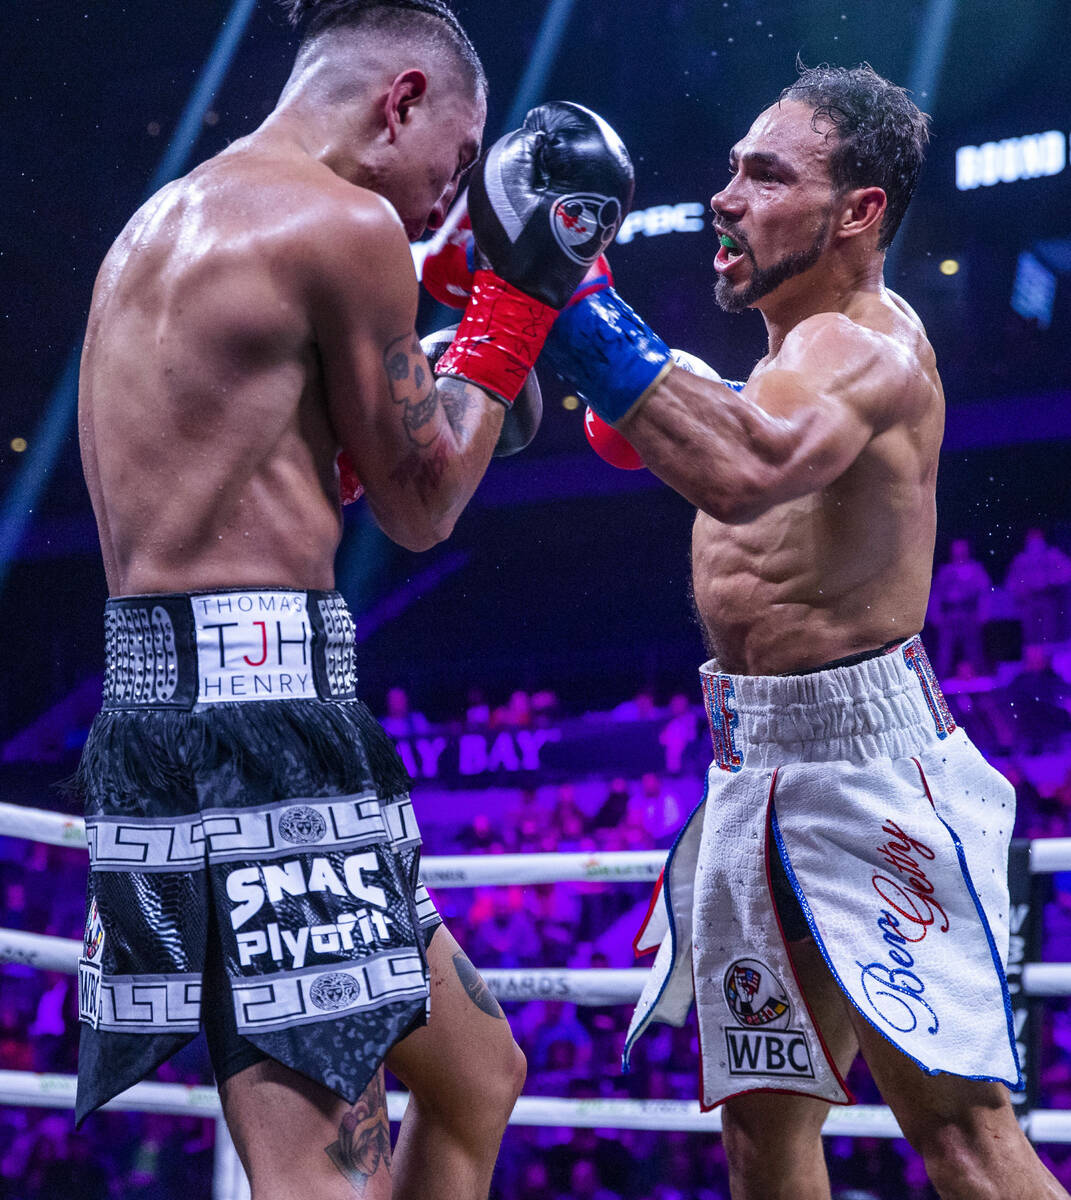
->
[835,186,886,242]
[383,69,429,141]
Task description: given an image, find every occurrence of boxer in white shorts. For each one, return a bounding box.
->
[542,61,1067,1200]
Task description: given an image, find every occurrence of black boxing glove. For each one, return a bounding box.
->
[422,326,541,456]
[436,102,632,406]
[467,101,634,308]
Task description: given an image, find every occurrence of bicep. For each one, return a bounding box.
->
[743,365,875,487]
[623,322,892,521]
[737,322,906,496]
[307,206,501,547]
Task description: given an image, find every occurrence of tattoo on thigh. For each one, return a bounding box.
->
[384,332,440,448]
[324,1071,392,1194]
[452,950,505,1019]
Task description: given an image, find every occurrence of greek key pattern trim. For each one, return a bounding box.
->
[414,884,439,927]
[86,795,387,871]
[232,950,426,1032]
[96,973,202,1033]
[383,795,420,850]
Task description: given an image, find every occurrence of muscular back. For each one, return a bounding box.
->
[689,292,943,673]
[80,148,360,596]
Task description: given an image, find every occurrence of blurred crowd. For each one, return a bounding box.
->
[3,526,1071,1198]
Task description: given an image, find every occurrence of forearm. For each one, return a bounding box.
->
[369,376,503,550]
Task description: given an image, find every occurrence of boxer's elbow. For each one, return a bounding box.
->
[694,459,785,525]
[704,488,775,525]
[370,503,457,552]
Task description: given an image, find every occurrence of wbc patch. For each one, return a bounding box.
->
[78,897,105,1029]
[550,192,622,264]
[722,958,814,1080]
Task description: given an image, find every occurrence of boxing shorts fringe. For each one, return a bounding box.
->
[624,634,1022,1108]
[73,590,440,1124]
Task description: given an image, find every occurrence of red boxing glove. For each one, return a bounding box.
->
[420,214,475,309]
[337,450,364,505]
[436,271,558,407]
[584,405,645,470]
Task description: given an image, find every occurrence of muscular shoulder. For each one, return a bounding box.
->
[774,307,935,429]
[284,175,419,329]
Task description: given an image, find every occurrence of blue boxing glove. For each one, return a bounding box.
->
[543,286,675,424]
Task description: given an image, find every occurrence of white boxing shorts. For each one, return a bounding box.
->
[625,635,1022,1109]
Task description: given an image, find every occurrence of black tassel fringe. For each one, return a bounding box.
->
[71,699,413,816]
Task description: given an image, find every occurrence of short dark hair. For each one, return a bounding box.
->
[780,63,930,250]
[280,0,486,99]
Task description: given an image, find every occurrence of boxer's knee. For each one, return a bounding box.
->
[406,1024,525,1143]
[722,1095,829,1197]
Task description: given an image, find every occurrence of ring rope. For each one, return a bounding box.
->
[2,926,1069,1003]
[4,801,1071,880]
[3,1070,1071,1141]
[0,800,663,885]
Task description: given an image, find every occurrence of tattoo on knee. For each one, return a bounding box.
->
[324,1071,392,1194]
[452,951,504,1019]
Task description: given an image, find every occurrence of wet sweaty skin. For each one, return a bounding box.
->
[79,149,350,597]
[689,289,943,675]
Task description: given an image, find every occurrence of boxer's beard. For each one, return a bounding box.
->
[715,210,832,313]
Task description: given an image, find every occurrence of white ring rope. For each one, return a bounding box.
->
[5,800,1071,1153]
[2,925,1069,1004]
[0,800,663,885]
[2,1070,1070,1141]
[5,801,1071,880]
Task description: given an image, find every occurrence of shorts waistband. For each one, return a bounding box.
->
[103,589,357,710]
[699,634,956,769]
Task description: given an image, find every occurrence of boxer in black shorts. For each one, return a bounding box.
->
[75,590,443,1122]
[76,0,631,1193]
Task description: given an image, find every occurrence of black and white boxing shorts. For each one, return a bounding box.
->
[73,589,441,1124]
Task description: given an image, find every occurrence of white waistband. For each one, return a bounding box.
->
[699,636,956,766]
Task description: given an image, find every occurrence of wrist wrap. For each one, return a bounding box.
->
[436,270,558,406]
[544,287,673,423]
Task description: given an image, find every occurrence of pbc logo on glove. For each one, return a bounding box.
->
[550,192,622,264]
